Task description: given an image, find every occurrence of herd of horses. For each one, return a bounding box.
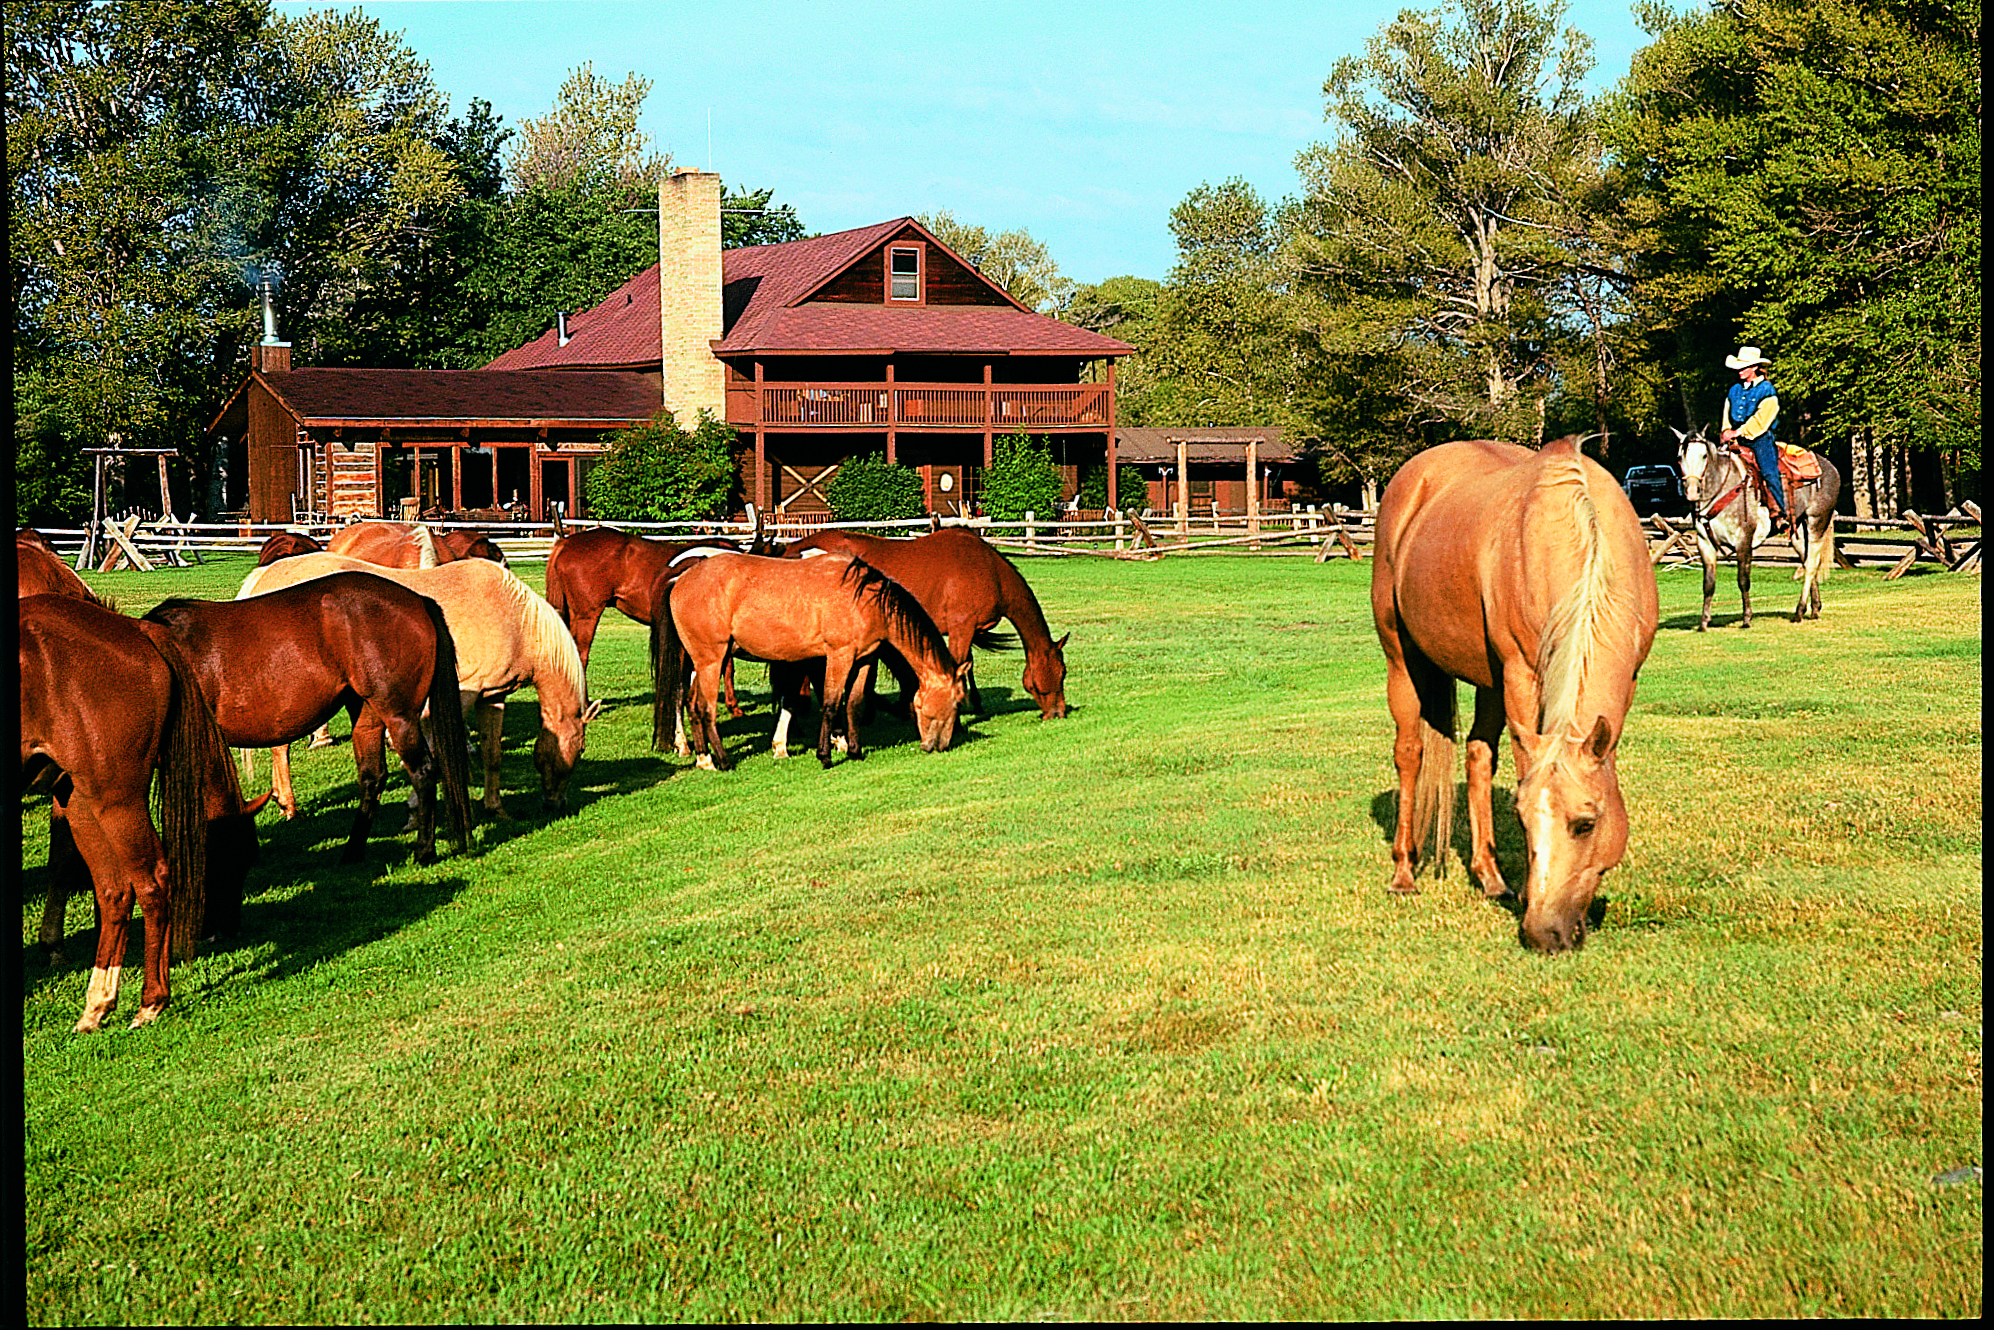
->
[17,428,1841,1028]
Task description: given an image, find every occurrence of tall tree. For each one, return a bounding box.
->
[1606,0,1980,507]
[1289,0,1601,445]
[722,184,807,248]
[916,210,1076,314]
[503,63,667,199]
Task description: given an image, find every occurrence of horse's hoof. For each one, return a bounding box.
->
[129,1003,165,1029]
[1388,882,1421,896]
[73,1014,104,1035]
[693,754,715,771]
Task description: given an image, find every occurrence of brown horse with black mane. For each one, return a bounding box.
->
[1371,436,1659,953]
[140,573,476,865]
[652,552,968,769]
[20,595,264,1031]
[783,526,1070,719]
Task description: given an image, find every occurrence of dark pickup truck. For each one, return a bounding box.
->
[1622,464,1689,517]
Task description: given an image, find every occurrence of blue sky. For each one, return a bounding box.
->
[291,1,1655,285]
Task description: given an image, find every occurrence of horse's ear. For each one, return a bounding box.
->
[1513,728,1549,773]
[954,659,973,687]
[1054,632,1070,652]
[582,698,604,724]
[1668,426,1686,444]
[1582,715,1615,765]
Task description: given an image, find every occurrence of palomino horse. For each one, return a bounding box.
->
[1371,436,1659,953]
[21,595,264,1031]
[141,574,476,865]
[1673,427,1841,630]
[239,553,590,818]
[783,526,1070,719]
[652,552,969,769]
[328,519,508,568]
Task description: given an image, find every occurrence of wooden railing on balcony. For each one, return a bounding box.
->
[731,381,1111,430]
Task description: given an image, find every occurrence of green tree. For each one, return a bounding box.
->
[502,63,668,198]
[980,432,1064,519]
[825,453,925,524]
[584,410,736,521]
[1076,462,1150,513]
[1606,0,1980,504]
[1289,0,1602,448]
[1064,275,1165,422]
[723,184,807,249]
[916,210,1076,314]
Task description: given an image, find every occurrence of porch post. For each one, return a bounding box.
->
[1175,436,1189,537]
[885,362,896,465]
[755,360,767,511]
[1246,435,1260,549]
[1105,359,1119,512]
[982,362,994,470]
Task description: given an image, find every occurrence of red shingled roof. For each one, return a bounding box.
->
[245,369,660,424]
[483,218,1130,368]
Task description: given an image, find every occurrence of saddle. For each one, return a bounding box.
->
[1707,442,1816,523]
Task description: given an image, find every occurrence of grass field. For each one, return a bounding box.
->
[21,552,1982,1320]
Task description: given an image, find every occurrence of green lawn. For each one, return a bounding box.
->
[22,553,1982,1320]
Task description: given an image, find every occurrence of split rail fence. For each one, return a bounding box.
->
[28,500,1981,579]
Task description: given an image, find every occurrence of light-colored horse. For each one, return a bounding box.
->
[1371,435,1660,953]
[237,553,590,817]
[1673,427,1841,630]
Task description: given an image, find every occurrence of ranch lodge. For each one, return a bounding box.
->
[213,171,1296,524]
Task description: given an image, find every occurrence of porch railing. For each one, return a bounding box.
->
[740,381,1110,430]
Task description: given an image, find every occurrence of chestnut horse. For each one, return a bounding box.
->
[652,553,968,769]
[141,573,476,864]
[328,519,508,568]
[17,534,99,602]
[783,527,1069,719]
[239,553,589,817]
[1673,426,1841,630]
[256,530,324,565]
[21,595,263,1031]
[1371,436,1659,953]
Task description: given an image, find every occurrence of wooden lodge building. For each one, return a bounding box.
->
[214,170,1291,523]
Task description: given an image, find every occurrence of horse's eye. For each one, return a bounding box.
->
[1570,818,1596,838]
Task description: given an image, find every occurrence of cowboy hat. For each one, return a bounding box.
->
[1724,346,1770,370]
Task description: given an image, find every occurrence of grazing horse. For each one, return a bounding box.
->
[782,527,1070,719]
[1674,427,1841,630]
[17,535,99,602]
[20,595,264,1031]
[1371,436,1659,953]
[256,530,325,565]
[141,574,476,865]
[328,519,508,568]
[652,552,968,769]
[238,553,589,817]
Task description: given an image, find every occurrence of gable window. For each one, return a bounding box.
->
[888,246,922,302]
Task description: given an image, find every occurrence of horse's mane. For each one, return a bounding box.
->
[840,558,953,669]
[413,523,440,569]
[479,561,585,700]
[1533,452,1646,742]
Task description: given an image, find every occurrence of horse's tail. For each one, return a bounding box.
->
[419,597,476,855]
[650,577,687,753]
[148,634,222,959]
[1413,715,1457,878]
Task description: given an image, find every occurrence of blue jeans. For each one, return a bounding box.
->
[1746,435,1787,520]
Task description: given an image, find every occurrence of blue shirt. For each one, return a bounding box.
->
[1726,377,1779,444]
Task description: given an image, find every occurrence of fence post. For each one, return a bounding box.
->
[1114,508,1126,553]
[1025,510,1036,554]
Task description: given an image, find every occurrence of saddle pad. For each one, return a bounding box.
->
[1777,443,1821,481]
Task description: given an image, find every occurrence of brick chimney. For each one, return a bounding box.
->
[659,169,726,425]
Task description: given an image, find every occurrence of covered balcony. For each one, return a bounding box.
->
[728,381,1111,431]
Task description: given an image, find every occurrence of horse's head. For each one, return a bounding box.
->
[1511,717,1628,954]
[533,708,588,813]
[913,660,972,752]
[1024,632,1071,719]
[1673,426,1716,503]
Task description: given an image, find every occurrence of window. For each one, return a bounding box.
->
[889,246,921,301]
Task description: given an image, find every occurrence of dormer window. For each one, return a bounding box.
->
[888,246,922,302]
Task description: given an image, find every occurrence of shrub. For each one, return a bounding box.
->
[981,431,1063,520]
[13,398,92,526]
[1077,462,1151,513]
[585,409,736,521]
[826,452,925,526]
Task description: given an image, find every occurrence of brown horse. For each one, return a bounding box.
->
[652,553,968,769]
[1371,436,1659,953]
[783,527,1070,719]
[544,526,754,713]
[239,553,589,817]
[141,573,476,864]
[20,595,263,1031]
[256,530,325,565]
[17,535,99,602]
[327,519,507,568]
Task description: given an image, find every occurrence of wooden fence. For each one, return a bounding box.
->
[27,501,1981,578]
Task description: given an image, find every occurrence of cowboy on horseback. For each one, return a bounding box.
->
[1718,346,1790,535]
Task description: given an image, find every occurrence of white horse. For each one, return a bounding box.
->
[1674,426,1841,630]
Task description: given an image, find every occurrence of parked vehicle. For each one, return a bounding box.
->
[1622,463,1689,517]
